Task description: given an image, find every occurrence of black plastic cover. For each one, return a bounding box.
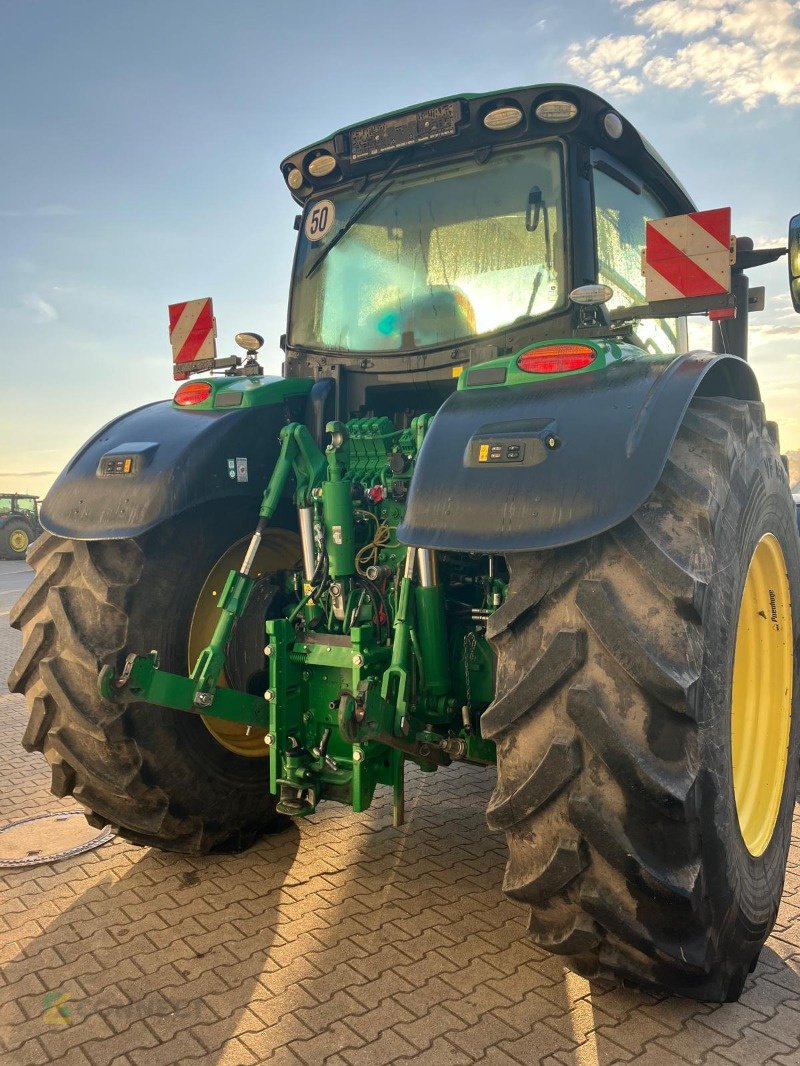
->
[398,353,759,552]
[41,400,289,540]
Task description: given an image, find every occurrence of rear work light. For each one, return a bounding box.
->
[517,344,597,374]
[174,381,212,406]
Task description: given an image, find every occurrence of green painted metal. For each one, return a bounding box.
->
[182,421,328,707]
[101,402,504,822]
[322,423,356,578]
[413,585,451,699]
[99,653,269,725]
[191,569,255,701]
[267,423,327,512]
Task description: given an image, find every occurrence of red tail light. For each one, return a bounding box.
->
[517,343,596,374]
[174,381,212,406]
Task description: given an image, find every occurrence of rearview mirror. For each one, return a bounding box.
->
[789,214,800,312]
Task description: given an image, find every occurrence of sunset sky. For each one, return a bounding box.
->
[1,0,797,495]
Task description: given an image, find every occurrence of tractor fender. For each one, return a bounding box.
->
[40,387,307,540]
[398,352,760,553]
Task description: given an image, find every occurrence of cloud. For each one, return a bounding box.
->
[753,236,790,249]
[772,292,797,309]
[0,471,56,477]
[21,293,58,322]
[0,205,77,218]
[629,0,732,36]
[565,0,800,108]
[565,35,648,95]
[749,321,800,345]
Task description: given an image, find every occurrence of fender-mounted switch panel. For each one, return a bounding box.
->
[466,419,555,469]
[477,441,526,463]
[99,455,136,476]
[96,442,158,478]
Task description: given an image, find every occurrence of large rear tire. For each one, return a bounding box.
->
[9,504,300,853]
[483,397,800,1000]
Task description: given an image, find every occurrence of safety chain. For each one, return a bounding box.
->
[463,630,478,713]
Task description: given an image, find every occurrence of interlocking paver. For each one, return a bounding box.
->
[2,1036,54,1066]
[594,1007,677,1055]
[344,996,416,1043]
[498,1020,579,1062]
[751,999,800,1046]
[652,1017,735,1063]
[544,995,618,1044]
[341,1028,419,1066]
[1,559,800,1066]
[449,1011,520,1057]
[292,1019,366,1063]
[716,1030,796,1064]
[395,1034,475,1064]
[554,1032,636,1064]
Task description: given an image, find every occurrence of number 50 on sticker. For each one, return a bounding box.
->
[305,199,335,242]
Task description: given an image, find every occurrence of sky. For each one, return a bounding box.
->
[1,0,798,496]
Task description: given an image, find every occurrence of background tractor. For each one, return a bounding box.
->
[0,493,42,559]
[9,84,800,1002]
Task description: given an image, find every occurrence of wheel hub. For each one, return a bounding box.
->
[188,530,299,758]
[9,529,29,553]
[731,532,793,857]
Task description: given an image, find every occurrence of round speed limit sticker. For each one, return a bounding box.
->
[305,200,336,242]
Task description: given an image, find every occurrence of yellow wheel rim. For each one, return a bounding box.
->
[731,532,794,856]
[9,529,29,553]
[188,529,300,758]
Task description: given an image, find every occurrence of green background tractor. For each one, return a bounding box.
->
[9,84,800,1002]
[0,493,42,559]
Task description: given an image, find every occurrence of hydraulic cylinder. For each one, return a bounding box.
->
[414,549,451,698]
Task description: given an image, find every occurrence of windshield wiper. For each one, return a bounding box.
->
[305,156,404,280]
[525,185,553,317]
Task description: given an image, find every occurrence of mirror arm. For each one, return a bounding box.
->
[734,247,786,270]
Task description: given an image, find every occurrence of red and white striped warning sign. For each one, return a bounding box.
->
[169,298,217,380]
[644,208,733,303]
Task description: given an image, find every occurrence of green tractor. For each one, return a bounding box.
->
[0,493,42,559]
[10,85,800,1001]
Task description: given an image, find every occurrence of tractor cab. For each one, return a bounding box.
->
[279,84,701,421]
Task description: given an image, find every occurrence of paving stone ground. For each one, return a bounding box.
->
[1,559,799,1066]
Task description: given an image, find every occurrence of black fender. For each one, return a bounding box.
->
[398,352,759,553]
[41,387,309,540]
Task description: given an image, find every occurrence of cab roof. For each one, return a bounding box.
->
[280,83,696,215]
